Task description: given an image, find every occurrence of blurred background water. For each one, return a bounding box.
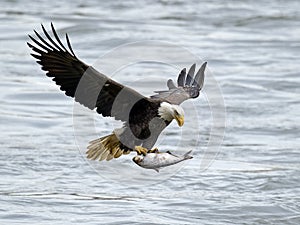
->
[0,0,300,224]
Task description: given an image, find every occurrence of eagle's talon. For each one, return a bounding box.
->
[148,148,159,153]
[135,146,148,156]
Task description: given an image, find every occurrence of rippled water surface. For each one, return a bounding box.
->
[1,0,300,224]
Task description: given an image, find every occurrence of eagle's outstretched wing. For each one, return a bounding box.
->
[151,62,206,105]
[27,23,147,122]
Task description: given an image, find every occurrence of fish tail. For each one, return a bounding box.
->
[184,150,193,160]
[86,133,128,161]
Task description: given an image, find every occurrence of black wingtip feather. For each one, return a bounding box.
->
[28,34,52,52]
[27,42,47,54]
[41,23,62,51]
[33,29,55,51]
[27,41,33,48]
[66,33,76,57]
[28,23,77,60]
[185,64,196,86]
[193,62,207,89]
[51,23,68,52]
[177,68,186,87]
[30,53,42,60]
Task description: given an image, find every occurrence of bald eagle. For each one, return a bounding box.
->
[27,23,206,161]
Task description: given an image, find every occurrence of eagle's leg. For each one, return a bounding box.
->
[148,147,159,153]
[135,146,148,156]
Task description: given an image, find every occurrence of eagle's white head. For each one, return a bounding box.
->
[158,102,184,126]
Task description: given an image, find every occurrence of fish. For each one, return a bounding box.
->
[132,150,193,172]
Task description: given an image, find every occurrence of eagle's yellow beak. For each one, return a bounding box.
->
[174,114,184,127]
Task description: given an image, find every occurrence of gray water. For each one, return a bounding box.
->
[1,0,300,224]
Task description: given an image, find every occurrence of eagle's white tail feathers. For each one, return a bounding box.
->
[86,133,128,161]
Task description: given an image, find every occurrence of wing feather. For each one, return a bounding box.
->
[193,62,206,89]
[151,63,207,105]
[28,23,149,122]
[177,68,186,87]
[185,63,195,86]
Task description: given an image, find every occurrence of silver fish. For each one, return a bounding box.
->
[133,150,193,172]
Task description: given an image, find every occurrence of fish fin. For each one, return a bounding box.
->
[166,151,178,157]
[184,150,193,160]
[154,168,160,173]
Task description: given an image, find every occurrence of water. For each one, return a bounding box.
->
[1,0,300,224]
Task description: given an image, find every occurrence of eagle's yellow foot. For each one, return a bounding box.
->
[148,147,159,153]
[135,146,148,156]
